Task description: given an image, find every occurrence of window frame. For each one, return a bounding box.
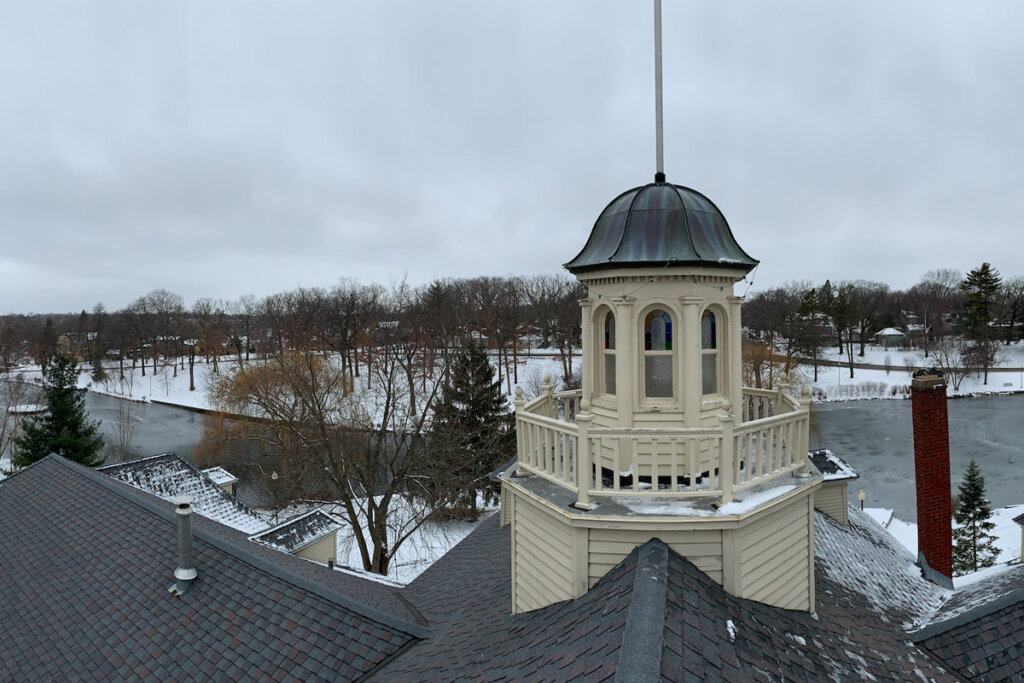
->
[641,306,675,400]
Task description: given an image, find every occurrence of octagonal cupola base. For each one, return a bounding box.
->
[501,465,820,615]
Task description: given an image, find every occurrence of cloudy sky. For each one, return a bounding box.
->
[3,1,1023,313]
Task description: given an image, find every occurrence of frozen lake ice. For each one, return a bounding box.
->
[813,393,1024,522]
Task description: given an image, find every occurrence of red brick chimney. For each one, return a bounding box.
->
[910,369,953,586]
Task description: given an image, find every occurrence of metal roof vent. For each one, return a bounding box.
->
[168,495,197,597]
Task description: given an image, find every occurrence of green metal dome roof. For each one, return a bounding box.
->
[564,179,758,275]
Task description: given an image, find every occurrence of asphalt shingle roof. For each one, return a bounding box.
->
[380,513,957,681]
[4,456,1021,681]
[916,598,1024,682]
[250,508,345,552]
[0,456,425,681]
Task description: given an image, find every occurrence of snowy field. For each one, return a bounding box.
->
[802,341,1024,401]
[11,340,1024,411]
[7,350,582,414]
[268,499,498,585]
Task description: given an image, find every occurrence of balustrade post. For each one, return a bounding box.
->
[541,374,555,419]
[574,400,596,509]
[719,400,734,504]
[514,386,527,476]
[777,382,790,413]
[797,385,812,473]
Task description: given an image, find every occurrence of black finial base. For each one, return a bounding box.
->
[654,172,666,183]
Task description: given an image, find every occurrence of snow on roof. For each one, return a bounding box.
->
[814,507,947,629]
[922,563,1024,626]
[201,466,239,486]
[875,327,906,336]
[249,509,345,553]
[612,479,805,518]
[100,453,268,534]
[809,449,859,481]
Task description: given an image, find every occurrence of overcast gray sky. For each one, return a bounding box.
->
[3,1,1023,313]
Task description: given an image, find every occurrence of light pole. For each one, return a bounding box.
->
[858,489,866,511]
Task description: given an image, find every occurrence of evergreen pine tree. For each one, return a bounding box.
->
[959,264,1003,384]
[13,351,104,469]
[960,263,1002,336]
[952,459,1000,575]
[431,342,513,518]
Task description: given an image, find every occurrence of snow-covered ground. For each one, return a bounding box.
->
[865,504,1023,586]
[8,350,582,414]
[267,498,498,585]
[801,341,1024,401]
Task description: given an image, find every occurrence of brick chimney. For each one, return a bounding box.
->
[910,369,953,587]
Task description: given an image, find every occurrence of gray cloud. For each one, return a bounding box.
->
[2,1,1024,312]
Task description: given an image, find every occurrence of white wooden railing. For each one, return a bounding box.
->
[513,381,810,507]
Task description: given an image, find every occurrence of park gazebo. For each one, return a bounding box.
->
[501,176,823,614]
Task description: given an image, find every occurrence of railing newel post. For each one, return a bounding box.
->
[514,386,527,476]
[719,400,734,504]
[797,384,812,473]
[575,400,594,509]
[541,374,555,419]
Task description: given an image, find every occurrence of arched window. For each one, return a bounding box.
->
[602,311,616,395]
[644,309,673,398]
[701,309,719,395]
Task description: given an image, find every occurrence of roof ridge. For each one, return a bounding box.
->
[42,455,431,640]
[912,587,1024,642]
[614,539,669,682]
[97,451,177,470]
[253,506,347,537]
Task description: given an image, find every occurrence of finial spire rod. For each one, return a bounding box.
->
[654,0,665,182]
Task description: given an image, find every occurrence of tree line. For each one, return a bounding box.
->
[743,264,1022,388]
[0,274,586,392]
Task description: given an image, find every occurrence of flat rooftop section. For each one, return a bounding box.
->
[809,449,859,482]
[503,466,822,520]
[201,466,239,486]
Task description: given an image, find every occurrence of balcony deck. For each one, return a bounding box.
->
[514,385,812,508]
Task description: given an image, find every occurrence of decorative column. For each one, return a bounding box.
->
[680,296,702,426]
[579,297,594,408]
[727,295,744,421]
[614,297,635,427]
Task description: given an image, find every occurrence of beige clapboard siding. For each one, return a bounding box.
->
[814,483,849,525]
[513,493,574,613]
[293,533,338,565]
[738,497,811,609]
[588,527,723,587]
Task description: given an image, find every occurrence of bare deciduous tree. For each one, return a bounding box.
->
[206,299,458,576]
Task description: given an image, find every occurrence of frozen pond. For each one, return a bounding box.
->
[84,392,206,464]
[3,381,205,465]
[813,394,1024,522]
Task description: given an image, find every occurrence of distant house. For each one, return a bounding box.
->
[875,327,907,348]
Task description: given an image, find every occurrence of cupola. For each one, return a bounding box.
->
[501,3,819,618]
